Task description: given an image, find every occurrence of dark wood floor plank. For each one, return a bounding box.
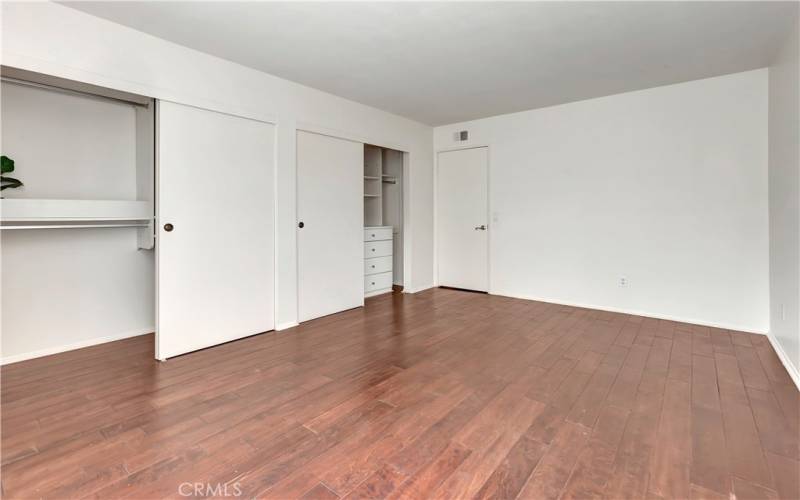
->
[387,441,470,500]
[472,434,548,500]
[614,323,640,347]
[548,350,604,411]
[560,405,629,499]
[690,483,729,499]
[301,482,340,500]
[755,342,794,387]
[691,406,730,495]
[1,289,797,499]
[668,335,693,383]
[690,354,730,495]
[605,344,651,410]
[732,477,779,500]
[692,354,721,411]
[693,327,714,357]
[729,330,754,347]
[770,380,800,436]
[649,378,692,499]
[527,357,577,403]
[747,387,800,461]
[342,463,405,500]
[431,396,542,498]
[516,421,591,499]
[709,328,736,356]
[523,403,568,446]
[385,377,503,477]
[766,451,800,500]
[735,344,772,391]
[566,360,623,427]
[715,352,751,407]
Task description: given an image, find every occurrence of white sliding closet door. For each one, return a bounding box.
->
[156,101,274,360]
[437,147,489,292]
[297,131,363,322]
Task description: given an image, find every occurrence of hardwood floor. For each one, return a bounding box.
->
[2,288,798,499]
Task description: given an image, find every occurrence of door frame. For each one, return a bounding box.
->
[155,99,278,361]
[294,122,414,322]
[434,144,492,292]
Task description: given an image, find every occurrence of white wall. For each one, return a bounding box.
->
[1,2,434,361]
[434,70,769,333]
[1,82,154,361]
[768,12,800,384]
[1,83,138,200]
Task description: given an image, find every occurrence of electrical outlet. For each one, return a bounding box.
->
[619,276,628,288]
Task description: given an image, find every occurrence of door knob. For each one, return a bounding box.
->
[298,221,305,228]
[163,223,174,232]
[474,225,486,230]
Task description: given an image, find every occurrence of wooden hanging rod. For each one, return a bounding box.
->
[1,222,150,230]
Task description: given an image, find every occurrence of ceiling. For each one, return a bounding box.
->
[64,1,797,126]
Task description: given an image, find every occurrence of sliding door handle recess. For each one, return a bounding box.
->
[163,223,174,232]
[474,225,486,231]
[298,221,305,228]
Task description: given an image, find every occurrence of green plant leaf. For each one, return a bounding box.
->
[0,176,23,190]
[1,156,15,174]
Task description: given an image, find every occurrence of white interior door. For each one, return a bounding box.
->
[297,131,363,322]
[437,147,489,291]
[157,101,274,359]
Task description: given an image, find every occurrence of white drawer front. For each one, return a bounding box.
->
[365,271,392,292]
[364,227,393,241]
[364,240,392,258]
[365,256,392,275]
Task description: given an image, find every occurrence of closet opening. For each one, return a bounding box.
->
[363,143,405,298]
[0,66,156,364]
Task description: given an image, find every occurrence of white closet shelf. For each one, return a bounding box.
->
[1,199,151,222]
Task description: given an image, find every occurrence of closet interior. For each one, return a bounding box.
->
[0,66,156,362]
[0,66,155,236]
[363,144,404,297]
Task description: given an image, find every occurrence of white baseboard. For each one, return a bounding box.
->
[490,290,767,335]
[403,284,435,294]
[1,327,154,366]
[275,321,299,331]
[766,331,800,390]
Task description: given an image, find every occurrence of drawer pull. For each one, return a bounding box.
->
[371,281,375,285]
[371,264,375,268]
[371,248,375,252]
[371,233,375,237]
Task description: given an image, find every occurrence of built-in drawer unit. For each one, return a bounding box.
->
[364,239,392,258]
[365,271,393,292]
[364,226,393,242]
[365,256,392,275]
[363,225,393,297]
